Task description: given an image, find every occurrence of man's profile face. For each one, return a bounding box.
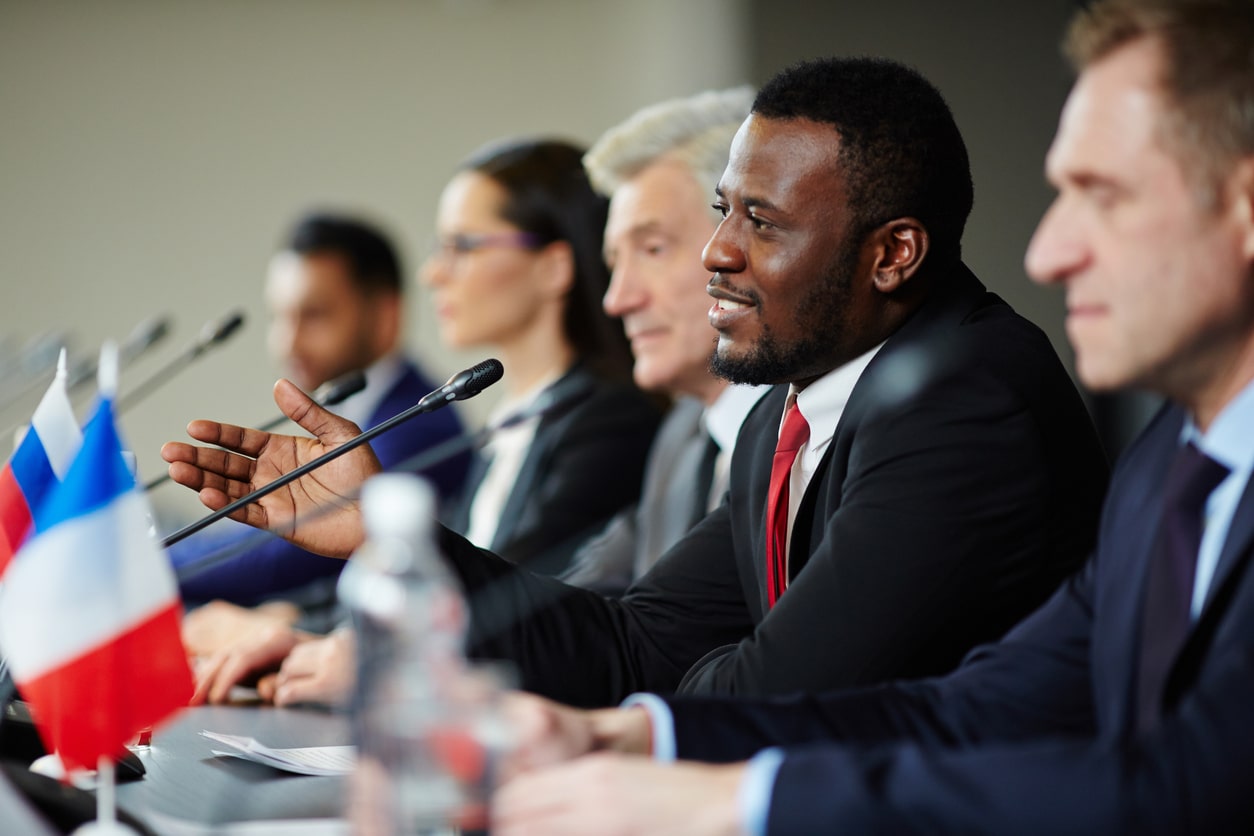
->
[265,251,382,391]
[704,114,871,387]
[602,158,723,403]
[1026,37,1254,404]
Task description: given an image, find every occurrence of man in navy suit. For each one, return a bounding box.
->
[491,1,1254,833]
[172,214,469,646]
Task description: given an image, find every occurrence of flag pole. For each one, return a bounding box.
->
[71,340,140,836]
[68,755,140,835]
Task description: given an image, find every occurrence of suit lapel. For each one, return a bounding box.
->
[641,400,707,564]
[788,444,837,579]
[785,264,989,579]
[1095,406,1254,735]
[1088,407,1180,736]
[488,367,595,552]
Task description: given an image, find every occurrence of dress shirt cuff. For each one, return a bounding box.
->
[740,748,785,836]
[619,693,676,762]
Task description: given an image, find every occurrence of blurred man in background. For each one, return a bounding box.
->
[173,212,469,652]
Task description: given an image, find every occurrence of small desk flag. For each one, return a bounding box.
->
[0,343,191,771]
[0,349,82,575]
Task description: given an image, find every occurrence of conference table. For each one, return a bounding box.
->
[116,702,355,833]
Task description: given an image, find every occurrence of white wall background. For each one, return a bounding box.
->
[0,0,751,524]
[2,1,1098,526]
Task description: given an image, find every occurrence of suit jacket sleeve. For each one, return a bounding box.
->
[440,500,756,707]
[753,547,1254,836]
[668,559,1098,761]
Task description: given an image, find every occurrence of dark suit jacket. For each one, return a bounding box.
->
[173,360,470,606]
[439,264,1109,707]
[444,365,660,577]
[667,403,1254,834]
[558,397,711,596]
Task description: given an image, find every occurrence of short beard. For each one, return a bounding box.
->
[710,328,829,385]
[709,246,858,386]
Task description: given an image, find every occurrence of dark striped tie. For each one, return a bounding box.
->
[1135,441,1229,736]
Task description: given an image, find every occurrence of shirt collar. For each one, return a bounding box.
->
[786,342,884,446]
[336,352,406,428]
[704,383,771,452]
[1183,375,1254,476]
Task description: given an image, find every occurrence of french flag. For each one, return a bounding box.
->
[0,344,192,771]
[0,350,81,575]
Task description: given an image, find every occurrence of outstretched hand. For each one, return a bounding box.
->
[161,378,381,558]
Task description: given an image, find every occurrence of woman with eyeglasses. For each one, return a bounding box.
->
[423,138,660,576]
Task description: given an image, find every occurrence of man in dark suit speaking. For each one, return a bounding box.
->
[163,58,1106,706]
[491,1,1254,833]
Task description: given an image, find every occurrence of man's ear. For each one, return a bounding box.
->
[869,219,929,294]
[366,289,403,358]
[1231,156,1254,262]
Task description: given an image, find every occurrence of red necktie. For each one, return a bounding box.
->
[766,398,809,607]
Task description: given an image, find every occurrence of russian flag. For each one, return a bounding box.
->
[0,345,192,771]
[0,351,81,575]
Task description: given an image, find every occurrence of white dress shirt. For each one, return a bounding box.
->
[464,369,564,550]
[779,344,883,575]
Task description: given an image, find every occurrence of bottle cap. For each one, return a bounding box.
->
[360,473,436,540]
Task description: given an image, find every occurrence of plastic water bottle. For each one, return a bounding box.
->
[338,473,470,835]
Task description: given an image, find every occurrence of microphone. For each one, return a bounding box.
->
[143,369,367,492]
[115,310,245,414]
[307,369,370,411]
[191,310,245,358]
[66,314,173,391]
[0,332,71,414]
[416,358,506,410]
[161,359,504,548]
[123,315,173,362]
[170,365,596,584]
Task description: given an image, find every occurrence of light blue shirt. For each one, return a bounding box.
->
[1184,377,1254,618]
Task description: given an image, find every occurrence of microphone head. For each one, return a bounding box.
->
[21,332,69,377]
[64,354,97,389]
[420,358,504,411]
[122,315,172,361]
[458,358,504,400]
[130,315,172,348]
[198,310,246,348]
[315,370,368,406]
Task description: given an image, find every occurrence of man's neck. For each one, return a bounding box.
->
[1181,339,1254,432]
[693,378,729,408]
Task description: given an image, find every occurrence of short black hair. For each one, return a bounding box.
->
[753,57,974,268]
[284,213,404,295]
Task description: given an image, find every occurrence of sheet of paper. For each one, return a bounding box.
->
[200,730,356,777]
